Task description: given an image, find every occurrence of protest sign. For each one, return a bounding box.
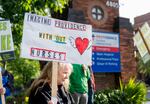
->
[0,67,5,104]
[140,22,150,51]
[21,13,92,65]
[133,31,148,58]
[21,13,92,98]
[0,20,15,62]
[133,22,150,63]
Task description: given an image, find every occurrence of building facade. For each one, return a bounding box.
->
[67,0,136,90]
[134,12,150,31]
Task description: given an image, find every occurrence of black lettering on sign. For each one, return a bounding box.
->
[27,14,51,25]
[30,48,66,61]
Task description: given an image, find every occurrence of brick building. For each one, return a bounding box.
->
[119,17,137,84]
[134,12,150,31]
[65,0,137,90]
[133,12,150,82]
[52,0,137,90]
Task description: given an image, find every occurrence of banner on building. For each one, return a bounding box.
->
[0,20,15,61]
[21,13,92,65]
[92,32,120,72]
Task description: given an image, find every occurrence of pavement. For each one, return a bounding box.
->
[146,101,150,104]
[146,90,150,104]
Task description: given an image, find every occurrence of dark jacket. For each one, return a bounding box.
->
[29,82,74,104]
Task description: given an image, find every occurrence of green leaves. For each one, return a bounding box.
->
[138,58,150,76]
[94,89,124,104]
[0,0,70,89]
[121,78,147,104]
[94,78,147,104]
[6,46,40,88]
[0,0,70,45]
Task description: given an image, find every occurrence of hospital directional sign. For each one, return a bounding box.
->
[92,32,121,72]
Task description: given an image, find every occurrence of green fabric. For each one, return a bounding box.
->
[69,64,90,94]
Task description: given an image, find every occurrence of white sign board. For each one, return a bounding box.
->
[140,22,150,51]
[0,21,14,53]
[133,31,148,57]
[21,13,92,65]
[92,32,119,51]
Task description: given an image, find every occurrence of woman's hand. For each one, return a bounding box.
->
[48,100,54,104]
[0,87,5,95]
[82,64,88,70]
[48,97,58,104]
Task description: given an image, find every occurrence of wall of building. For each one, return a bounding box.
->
[119,17,137,83]
[134,12,150,31]
[68,0,119,32]
[68,0,137,90]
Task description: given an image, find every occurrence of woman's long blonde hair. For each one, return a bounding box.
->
[28,61,73,95]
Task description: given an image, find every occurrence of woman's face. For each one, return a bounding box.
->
[57,64,71,85]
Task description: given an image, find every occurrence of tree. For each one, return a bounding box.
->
[0,0,69,45]
[0,0,70,88]
[137,53,150,76]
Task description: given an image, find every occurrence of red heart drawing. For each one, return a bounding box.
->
[75,37,89,55]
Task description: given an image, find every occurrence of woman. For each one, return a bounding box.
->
[28,62,74,104]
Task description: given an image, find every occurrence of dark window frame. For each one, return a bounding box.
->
[91,6,104,21]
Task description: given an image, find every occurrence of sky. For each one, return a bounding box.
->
[119,0,150,24]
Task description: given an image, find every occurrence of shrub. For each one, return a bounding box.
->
[120,78,147,104]
[94,89,124,104]
[94,78,147,104]
[94,90,109,104]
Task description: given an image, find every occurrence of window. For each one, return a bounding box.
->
[91,6,104,21]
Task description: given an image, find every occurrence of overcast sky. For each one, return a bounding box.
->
[119,0,150,24]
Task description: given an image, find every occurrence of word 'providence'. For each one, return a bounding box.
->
[55,20,86,31]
